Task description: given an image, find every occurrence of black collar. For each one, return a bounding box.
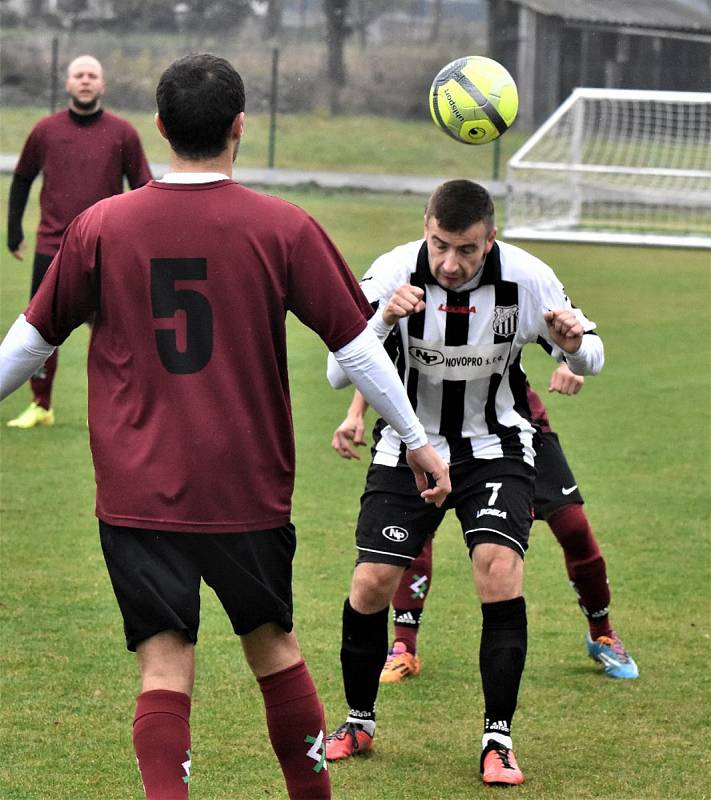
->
[68,107,104,125]
[478,241,501,286]
[412,240,501,292]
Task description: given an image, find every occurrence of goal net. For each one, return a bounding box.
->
[503,88,711,248]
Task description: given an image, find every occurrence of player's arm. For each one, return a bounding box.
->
[0,315,56,399]
[7,174,33,261]
[332,390,370,460]
[288,223,447,501]
[548,362,584,395]
[3,211,99,396]
[327,283,424,389]
[543,309,604,375]
[332,326,449,506]
[9,126,43,261]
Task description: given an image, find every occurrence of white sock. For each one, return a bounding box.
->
[482,732,513,750]
[347,716,376,737]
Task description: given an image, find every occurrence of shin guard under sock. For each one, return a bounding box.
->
[258,660,330,800]
[340,599,389,723]
[133,689,191,800]
[480,596,527,745]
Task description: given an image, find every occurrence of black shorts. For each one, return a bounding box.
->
[355,459,535,566]
[533,431,584,519]
[99,520,296,651]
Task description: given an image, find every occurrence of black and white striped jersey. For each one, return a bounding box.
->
[359,239,601,468]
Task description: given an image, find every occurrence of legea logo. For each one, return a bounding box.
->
[409,346,444,366]
[382,525,409,543]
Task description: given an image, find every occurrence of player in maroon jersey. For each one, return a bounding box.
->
[6,54,152,429]
[332,363,638,683]
[0,54,449,799]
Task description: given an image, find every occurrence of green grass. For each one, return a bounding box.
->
[0,106,525,179]
[1,178,709,799]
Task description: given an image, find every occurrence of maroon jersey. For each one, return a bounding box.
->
[526,384,551,433]
[26,179,371,533]
[14,109,152,254]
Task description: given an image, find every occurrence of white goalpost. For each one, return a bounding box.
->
[503,88,711,248]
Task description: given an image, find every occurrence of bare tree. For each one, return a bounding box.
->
[428,0,443,43]
[264,0,284,39]
[323,0,350,114]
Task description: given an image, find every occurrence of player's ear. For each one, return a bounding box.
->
[155,113,169,140]
[232,112,245,140]
[485,226,497,253]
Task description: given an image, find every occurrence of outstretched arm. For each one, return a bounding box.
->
[327,284,425,389]
[0,315,56,399]
[332,326,450,506]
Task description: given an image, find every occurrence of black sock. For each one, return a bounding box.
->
[480,596,527,741]
[340,598,389,723]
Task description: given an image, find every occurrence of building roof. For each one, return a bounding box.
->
[508,0,711,33]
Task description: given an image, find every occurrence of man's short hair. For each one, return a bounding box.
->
[156,54,245,160]
[425,180,495,233]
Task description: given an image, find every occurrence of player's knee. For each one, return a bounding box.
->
[137,630,195,693]
[350,562,402,613]
[241,624,302,678]
[472,544,523,600]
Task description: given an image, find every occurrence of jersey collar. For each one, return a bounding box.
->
[413,239,501,293]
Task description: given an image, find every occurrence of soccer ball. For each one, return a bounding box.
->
[429,56,518,145]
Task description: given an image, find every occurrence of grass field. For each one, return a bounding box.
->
[0,106,526,179]
[0,176,709,799]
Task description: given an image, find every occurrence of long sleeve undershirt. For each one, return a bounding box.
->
[7,174,32,252]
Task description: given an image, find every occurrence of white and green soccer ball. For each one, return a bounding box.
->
[429,56,519,145]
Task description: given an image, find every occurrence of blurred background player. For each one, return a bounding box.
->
[6,54,152,429]
[323,180,604,788]
[332,363,638,683]
[0,53,449,800]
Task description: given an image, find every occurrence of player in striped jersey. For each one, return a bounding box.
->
[323,180,604,787]
[0,55,450,800]
[333,363,638,684]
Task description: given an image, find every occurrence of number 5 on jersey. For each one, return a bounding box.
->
[151,258,213,374]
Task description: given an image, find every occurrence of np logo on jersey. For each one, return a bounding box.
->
[408,346,444,366]
[493,304,519,337]
[382,525,409,543]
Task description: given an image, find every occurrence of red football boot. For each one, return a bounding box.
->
[481,742,524,786]
[325,721,374,761]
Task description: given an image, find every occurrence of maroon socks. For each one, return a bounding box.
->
[133,689,192,799]
[548,504,613,638]
[258,660,331,799]
[392,536,433,653]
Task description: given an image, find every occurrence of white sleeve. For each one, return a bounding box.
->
[330,326,427,450]
[563,333,605,375]
[0,315,56,400]
[326,307,394,388]
[519,263,602,376]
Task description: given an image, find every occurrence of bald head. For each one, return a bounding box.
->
[67,55,103,78]
[66,55,105,114]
